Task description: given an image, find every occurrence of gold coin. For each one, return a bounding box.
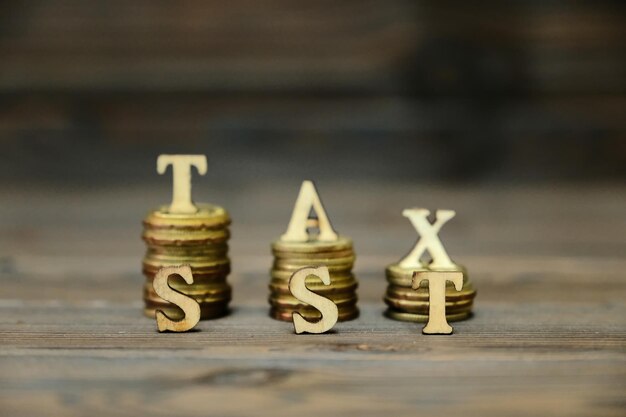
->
[384,308,472,323]
[385,263,469,287]
[269,279,358,295]
[270,269,353,281]
[383,304,472,316]
[143,303,229,320]
[142,257,230,271]
[273,255,355,268]
[272,248,354,260]
[143,282,231,297]
[272,262,353,274]
[143,296,230,307]
[269,271,356,283]
[271,236,353,254]
[144,291,231,305]
[383,297,474,314]
[143,204,231,229]
[145,245,229,257]
[144,252,229,264]
[385,284,476,301]
[144,293,231,309]
[142,229,230,246]
[143,272,229,285]
[386,262,467,277]
[143,264,231,280]
[269,293,357,308]
[270,306,359,322]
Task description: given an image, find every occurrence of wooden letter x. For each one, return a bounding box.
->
[157,154,207,214]
[399,208,456,269]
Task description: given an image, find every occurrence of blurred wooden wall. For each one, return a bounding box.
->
[0,0,624,184]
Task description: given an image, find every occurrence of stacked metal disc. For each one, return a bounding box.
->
[269,236,359,322]
[384,263,476,322]
[142,204,232,320]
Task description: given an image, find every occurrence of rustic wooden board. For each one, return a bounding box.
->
[0,183,625,416]
[1,302,625,417]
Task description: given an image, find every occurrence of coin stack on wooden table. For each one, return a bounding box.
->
[268,180,359,322]
[142,154,233,321]
[384,264,476,322]
[384,208,477,322]
[269,237,359,322]
[142,204,232,320]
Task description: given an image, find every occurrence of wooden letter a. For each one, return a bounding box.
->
[281,181,338,242]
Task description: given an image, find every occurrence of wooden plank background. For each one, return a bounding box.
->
[0,0,625,183]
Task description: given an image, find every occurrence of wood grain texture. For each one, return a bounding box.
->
[0,183,625,416]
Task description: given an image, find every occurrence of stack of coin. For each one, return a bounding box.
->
[269,236,359,322]
[384,263,476,322]
[142,204,232,320]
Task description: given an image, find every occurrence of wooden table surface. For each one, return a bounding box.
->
[1,182,625,417]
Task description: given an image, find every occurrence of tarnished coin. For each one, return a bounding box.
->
[144,251,230,264]
[143,271,229,285]
[272,261,353,274]
[272,248,354,260]
[143,204,231,229]
[144,292,231,306]
[271,236,353,254]
[270,269,353,281]
[269,279,358,295]
[270,271,356,284]
[143,264,230,281]
[145,245,229,258]
[385,263,469,287]
[144,302,229,320]
[383,296,474,314]
[144,282,231,299]
[142,257,230,273]
[270,306,359,322]
[269,294,357,309]
[273,255,355,268]
[142,228,230,246]
[385,283,477,301]
[384,308,472,323]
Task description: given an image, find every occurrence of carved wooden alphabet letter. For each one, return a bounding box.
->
[399,208,456,269]
[412,271,463,335]
[281,181,338,242]
[157,154,207,214]
[153,265,201,332]
[289,266,339,334]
